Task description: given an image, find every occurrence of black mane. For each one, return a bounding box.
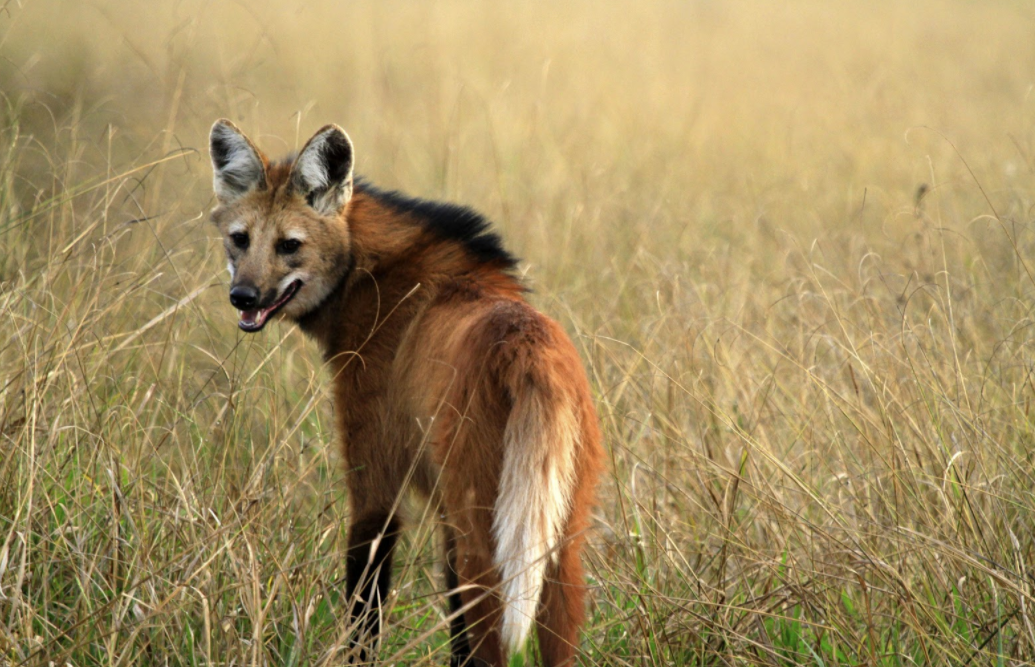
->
[355,178,520,272]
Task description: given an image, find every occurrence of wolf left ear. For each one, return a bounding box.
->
[291,125,354,215]
[210,119,267,204]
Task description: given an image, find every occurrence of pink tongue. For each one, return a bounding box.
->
[240,309,267,326]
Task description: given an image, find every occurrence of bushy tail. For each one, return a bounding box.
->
[492,383,580,655]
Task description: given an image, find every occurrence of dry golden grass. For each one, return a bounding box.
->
[3,1,1035,664]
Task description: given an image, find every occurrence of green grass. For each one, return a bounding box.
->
[3,0,1035,664]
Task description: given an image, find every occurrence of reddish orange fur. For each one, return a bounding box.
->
[209,121,603,666]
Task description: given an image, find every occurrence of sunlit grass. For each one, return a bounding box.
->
[3,0,1035,664]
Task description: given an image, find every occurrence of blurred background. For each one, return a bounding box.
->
[2,1,1035,664]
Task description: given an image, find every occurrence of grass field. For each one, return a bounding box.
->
[3,1,1035,664]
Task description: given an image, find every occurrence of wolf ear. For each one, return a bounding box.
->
[290,125,354,215]
[210,119,267,204]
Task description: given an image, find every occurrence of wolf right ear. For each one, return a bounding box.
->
[210,119,267,204]
[290,125,354,216]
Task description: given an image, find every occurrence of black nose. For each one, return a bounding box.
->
[229,285,259,309]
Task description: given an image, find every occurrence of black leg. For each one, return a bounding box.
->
[346,514,401,663]
[445,530,476,667]
[445,552,473,666]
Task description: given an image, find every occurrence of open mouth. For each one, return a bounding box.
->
[238,280,303,332]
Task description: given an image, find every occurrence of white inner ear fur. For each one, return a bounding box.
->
[292,127,354,215]
[296,138,333,193]
[211,123,265,202]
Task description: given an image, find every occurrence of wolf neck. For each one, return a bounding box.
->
[297,181,522,364]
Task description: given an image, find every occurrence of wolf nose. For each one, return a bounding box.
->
[229,285,260,309]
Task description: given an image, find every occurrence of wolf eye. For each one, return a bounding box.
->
[278,238,302,255]
[230,232,249,249]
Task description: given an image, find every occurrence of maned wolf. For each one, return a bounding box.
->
[208,120,603,666]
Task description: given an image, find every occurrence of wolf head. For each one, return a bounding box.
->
[208,119,355,332]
